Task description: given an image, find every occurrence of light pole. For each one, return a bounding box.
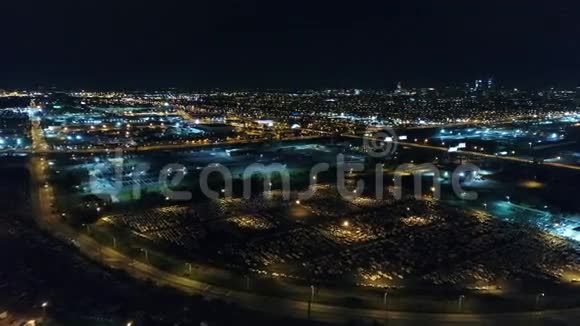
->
[41,301,48,320]
[383,291,389,309]
[245,275,251,290]
[308,285,315,319]
[535,293,545,309]
[458,295,465,312]
[383,291,390,325]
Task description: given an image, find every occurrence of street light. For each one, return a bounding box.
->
[41,301,48,317]
[307,284,316,319]
[383,291,389,309]
[458,295,465,312]
[536,292,545,309]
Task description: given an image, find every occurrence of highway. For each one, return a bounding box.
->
[343,134,580,172]
[15,126,580,173]
[5,134,327,156]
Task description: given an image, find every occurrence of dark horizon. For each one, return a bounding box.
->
[1,1,579,89]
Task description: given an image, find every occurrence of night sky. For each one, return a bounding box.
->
[1,1,579,89]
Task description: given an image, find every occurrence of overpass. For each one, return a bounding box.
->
[342,134,580,171]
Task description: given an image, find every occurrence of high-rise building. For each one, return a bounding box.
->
[394,81,408,95]
[474,79,484,91]
[487,77,494,89]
